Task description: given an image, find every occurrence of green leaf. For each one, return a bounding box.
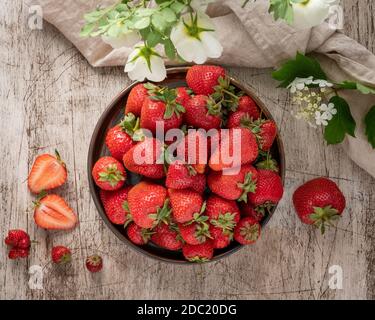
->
[133,16,151,29]
[170,1,186,14]
[324,96,356,145]
[364,106,375,148]
[272,52,327,87]
[268,0,294,24]
[160,7,176,22]
[336,81,375,95]
[357,83,375,95]
[146,31,162,47]
[164,39,176,60]
[80,23,96,37]
[151,13,168,32]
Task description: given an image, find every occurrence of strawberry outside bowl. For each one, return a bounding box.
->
[87,66,286,264]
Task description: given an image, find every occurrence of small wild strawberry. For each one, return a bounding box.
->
[86,254,103,273]
[51,246,72,264]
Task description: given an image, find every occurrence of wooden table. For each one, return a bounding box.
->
[1,0,374,300]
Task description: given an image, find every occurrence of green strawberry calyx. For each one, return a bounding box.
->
[210,212,237,235]
[254,202,275,216]
[149,199,172,227]
[141,228,155,243]
[58,252,72,264]
[309,205,341,234]
[122,201,133,228]
[237,172,257,203]
[54,149,66,168]
[120,113,144,142]
[210,76,239,113]
[185,202,212,243]
[256,152,279,172]
[240,222,260,242]
[98,164,125,187]
[145,83,186,120]
[187,256,210,263]
[33,190,48,207]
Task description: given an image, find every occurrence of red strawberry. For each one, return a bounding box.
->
[100,187,132,225]
[184,95,222,131]
[186,65,226,96]
[209,128,258,172]
[209,225,231,249]
[207,164,258,201]
[169,189,203,224]
[190,173,206,194]
[206,196,240,249]
[126,223,153,245]
[105,113,141,161]
[92,156,126,191]
[239,202,264,222]
[28,150,67,194]
[151,223,183,251]
[125,83,149,116]
[206,195,240,224]
[237,95,260,118]
[8,248,29,259]
[127,182,169,229]
[234,217,261,245]
[5,229,30,249]
[85,254,103,273]
[182,241,214,263]
[141,97,184,134]
[34,194,78,230]
[178,206,211,245]
[123,137,165,179]
[166,161,196,190]
[292,178,346,233]
[176,87,191,107]
[177,129,210,174]
[248,169,283,208]
[250,119,277,151]
[227,111,250,129]
[51,246,72,264]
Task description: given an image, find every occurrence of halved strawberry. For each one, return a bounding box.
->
[34,194,78,230]
[28,150,67,194]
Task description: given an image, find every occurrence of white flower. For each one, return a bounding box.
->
[320,102,337,120]
[315,111,329,126]
[102,31,141,49]
[125,43,166,82]
[170,13,223,64]
[288,77,314,93]
[292,0,339,29]
[312,79,334,88]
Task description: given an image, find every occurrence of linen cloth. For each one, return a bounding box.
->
[24,0,375,177]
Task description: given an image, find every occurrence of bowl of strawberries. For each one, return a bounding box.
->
[88,65,285,264]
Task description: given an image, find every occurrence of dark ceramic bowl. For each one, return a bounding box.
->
[87,66,285,264]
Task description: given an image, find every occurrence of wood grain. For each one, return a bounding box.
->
[0,0,374,300]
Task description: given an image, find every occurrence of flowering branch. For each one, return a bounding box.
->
[81,0,341,82]
[273,52,375,148]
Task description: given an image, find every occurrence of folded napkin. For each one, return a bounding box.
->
[25,0,375,177]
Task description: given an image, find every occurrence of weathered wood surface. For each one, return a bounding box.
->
[0,0,374,300]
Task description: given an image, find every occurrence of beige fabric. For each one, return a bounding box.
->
[25,0,375,177]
